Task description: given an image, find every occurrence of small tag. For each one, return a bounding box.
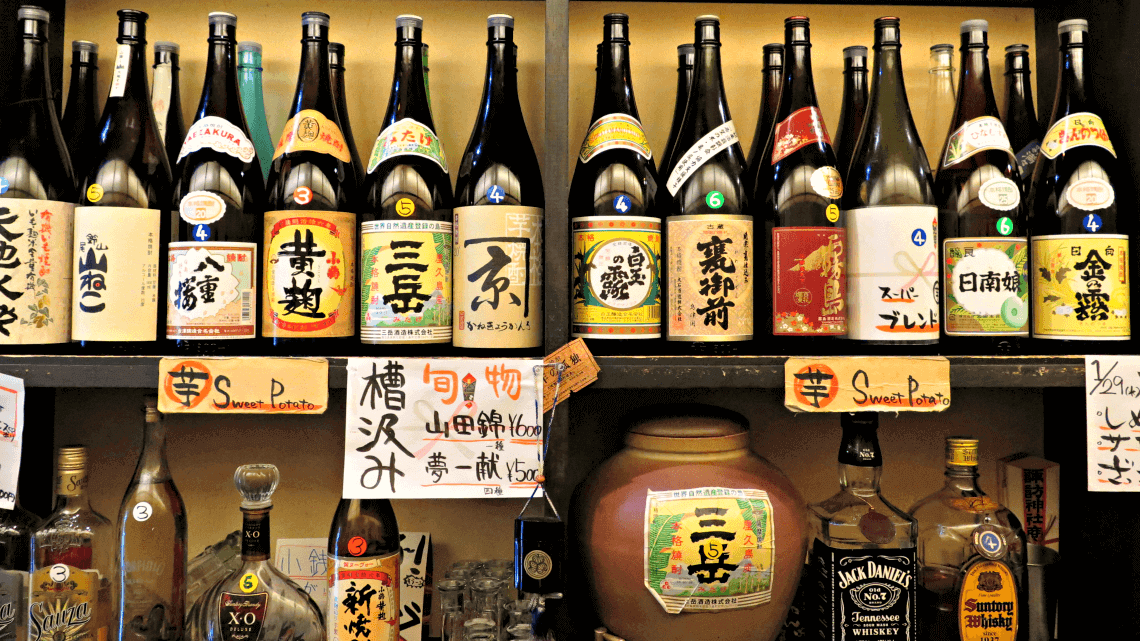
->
[0,373,25,510]
[543,338,600,413]
[158,357,328,414]
[109,43,131,99]
[784,356,950,412]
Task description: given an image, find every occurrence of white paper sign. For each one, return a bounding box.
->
[275,538,329,613]
[0,374,24,510]
[1086,355,1140,491]
[344,358,544,499]
[398,532,431,641]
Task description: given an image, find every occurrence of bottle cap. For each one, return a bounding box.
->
[874,16,901,45]
[946,437,979,467]
[843,45,868,58]
[604,13,628,23]
[695,14,720,23]
[117,8,148,23]
[329,41,344,55]
[154,41,179,54]
[695,15,720,44]
[603,13,628,42]
[1058,18,1088,34]
[1005,43,1029,53]
[238,41,261,54]
[73,40,98,53]
[396,14,423,29]
[58,446,87,473]
[208,11,236,26]
[960,19,988,33]
[301,11,330,27]
[678,43,695,58]
[930,43,953,52]
[234,463,279,509]
[784,15,809,27]
[488,13,513,28]
[17,6,49,23]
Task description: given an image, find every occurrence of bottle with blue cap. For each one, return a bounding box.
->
[61,40,100,188]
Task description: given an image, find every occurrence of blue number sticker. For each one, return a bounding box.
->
[612,195,631,213]
[193,224,211,241]
[911,229,927,246]
[0,177,8,195]
[486,185,505,204]
[1083,213,1103,233]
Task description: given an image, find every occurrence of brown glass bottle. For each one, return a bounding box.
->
[834,45,868,179]
[658,43,694,191]
[326,498,401,641]
[743,43,783,196]
[61,40,99,191]
[1002,44,1041,192]
[329,42,364,185]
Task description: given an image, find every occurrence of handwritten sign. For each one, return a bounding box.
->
[0,373,24,510]
[543,338,600,413]
[784,356,951,412]
[275,538,329,613]
[1084,355,1140,491]
[344,358,543,499]
[158,357,328,414]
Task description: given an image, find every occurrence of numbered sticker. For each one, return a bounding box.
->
[1083,213,1103,233]
[86,183,104,203]
[348,536,367,557]
[49,564,70,583]
[240,572,259,593]
[996,217,1014,236]
[0,177,8,194]
[395,197,415,217]
[911,228,927,246]
[705,191,725,210]
[826,204,840,223]
[486,185,506,204]
[613,194,631,213]
[132,501,153,522]
[292,186,313,206]
[193,224,211,241]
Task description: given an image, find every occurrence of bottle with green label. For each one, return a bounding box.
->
[237,41,273,180]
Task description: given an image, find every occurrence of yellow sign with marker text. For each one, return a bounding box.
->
[784,356,950,413]
[158,357,328,414]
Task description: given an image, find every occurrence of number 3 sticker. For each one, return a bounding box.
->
[240,573,259,593]
[132,501,153,522]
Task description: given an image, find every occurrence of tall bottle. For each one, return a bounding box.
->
[30,447,114,641]
[422,43,433,109]
[264,12,357,351]
[61,40,100,190]
[809,413,917,641]
[661,15,752,351]
[169,12,265,354]
[116,398,187,641]
[0,6,76,348]
[329,42,365,184]
[841,17,937,350]
[361,15,453,348]
[658,43,695,190]
[0,494,38,641]
[326,499,401,641]
[237,41,274,181]
[743,43,783,195]
[757,16,845,348]
[152,42,186,173]
[73,9,172,352]
[834,45,868,178]
[453,14,544,353]
[1029,19,1129,347]
[1002,44,1041,191]
[924,44,956,171]
[569,13,662,352]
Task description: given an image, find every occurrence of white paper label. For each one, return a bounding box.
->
[275,538,330,615]
[1086,355,1140,491]
[151,61,172,138]
[178,191,226,225]
[177,116,257,164]
[109,44,131,99]
[666,120,740,196]
[132,501,153,522]
[978,177,1021,212]
[1066,177,1115,212]
[0,373,24,510]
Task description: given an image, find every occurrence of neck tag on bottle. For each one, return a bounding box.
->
[784,356,950,413]
[178,116,257,164]
[941,116,1014,169]
[578,114,651,163]
[108,43,131,98]
[368,118,447,174]
[273,109,352,163]
[151,61,173,138]
[1040,112,1116,159]
[666,120,739,196]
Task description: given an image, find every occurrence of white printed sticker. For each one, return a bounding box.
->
[132,501,153,522]
[109,43,131,99]
[1066,177,1114,212]
[810,166,844,199]
[151,61,172,137]
[666,120,740,196]
[978,177,1021,212]
[177,116,257,164]
[0,373,24,510]
[179,191,226,225]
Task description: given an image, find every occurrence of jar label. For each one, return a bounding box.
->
[273,109,352,163]
[578,113,652,163]
[958,561,1018,641]
[942,116,1014,168]
[219,592,267,641]
[30,565,107,641]
[811,541,916,641]
[167,242,257,340]
[1065,177,1114,211]
[666,120,739,196]
[368,118,448,174]
[1031,234,1129,339]
[360,219,452,344]
[977,177,1020,211]
[644,487,775,614]
[0,199,73,345]
[0,570,27,641]
[263,210,355,337]
[771,106,833,164]
[326,553,400,641]
[1040,111,1116,159]
[571,215,661,338]
[178,115,258,164]
[943,238,1028,336]
[772,227,846,335]
[666,215,753,341]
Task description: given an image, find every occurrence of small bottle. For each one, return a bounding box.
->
[658,43,695,190]
[743,43,783,195]
[237,41,274,180]
[152,41,186,173]
[834,45,868,178]
[1002,44,1041,190]
[61,40,100,189]
[329,42,364,185]
[326,498,401,641]
[924,43,956,171]
[0,490,40,641]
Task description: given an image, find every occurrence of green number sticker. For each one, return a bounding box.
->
[996,216,1013,236]
[705,191,724,209]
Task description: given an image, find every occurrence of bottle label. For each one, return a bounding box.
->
[643,487,775,614]
[845,206,939,342]
[811,541,917,641]
[1014,140,1041,177]
[666,215,753,341]
[219,592,268,641]
[152,61,173,140]
[771,106,833,164]
[167,242,257,340]
[0,570,26,641]
[577,114,652,164]
[263,210,355,337]
[178,116,258,164]
[273,109,352,163]
[1065,177,1115,211]
[367,118,448,174]
[56,469,88,497]
[179,192,227,226]
[29,565,107,641]
[943,238,1029,336]
[666,120,740,196]
[810,166,844,199]
[1040,111,1116,159]
[109,44,130,99]
[958,561,1018,641]
[326,553,400,641]
[1031,234,1129,339]
[772,227,846,335]
[453,205,543,348]
[71,206,161,342]
[0,199,74,344]
[977,177,1020,211]
[360,219,452,343]
[571,215,661,338]
[941,116,1014,168]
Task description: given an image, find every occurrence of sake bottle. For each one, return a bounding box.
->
[329,42,364,185]
[834,45,868,179]
[743,42,783,195]
[658,43,695,190]
[1002,44,1041,191]
[61,40,99,190]
[152,41,185,174]
[237,41,274,181]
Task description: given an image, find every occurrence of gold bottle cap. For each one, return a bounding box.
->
[144,395,161,421]
[946,437,979,467]
[57,446,87,472]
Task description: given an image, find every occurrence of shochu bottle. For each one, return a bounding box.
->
[264,11,357,352]
[152,42,185,174]
[834,45,868,179]
[935,20,1026,354]
[329,42,365,185]
[453,14,544,354]
[658,43,694,191]
[1030,19,1129,348]
[168,12,265,354]
[569,13,662,353]
[237,41,274,180]
[743,43,783,196]
[661,15,752,353]
[361,15,453,349]
[61,40,99,191]
[326,498,401,641]
[1002,44,1041,193]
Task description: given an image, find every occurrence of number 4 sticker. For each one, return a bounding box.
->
[911,228,927,246]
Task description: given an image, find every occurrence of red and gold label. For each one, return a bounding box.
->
[958,561,1018,641]
[1040,112,1116,159]
[29,565,108,641]
[263,210,355,337]
[772,227,846,335]
[771,106,832,164]
[666,215,753,341]
[273,109,352,163]
[0,199,73,344]
[327,552,399,641]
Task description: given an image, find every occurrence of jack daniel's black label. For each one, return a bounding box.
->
[812,540,916,641]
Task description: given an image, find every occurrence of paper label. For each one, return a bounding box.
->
[71,206,161,341]
[219,592,267,641]
[772,227,846,335]
[542,338,600,413]
[367,118,447,174]
[178,116,257,164]
[0,374,24,510]
[109,44,130,99]
[327,553,400,641]
[360,220,452,344]
[942,116,1014,168]
[1014,140,1040,177]
[453,206,543,349]
[1031,234,1129,339]
[1086,355,1140,491]
[810,166,843,199]
[273,109,352,163]
[958,561,1018,641]
[571,216,661,338]
[784,356,951,412]
[943,238,1028,336]
[1065,177,1114,211]
[0,570,28,641]
[0,199,74,344]
[151,61,172,139]
[159,357,328,413]
[577,114,652,163]
[666,215,753,341]
[978,177,1020,211]
[29,566,107,641]
[771,106,832,164]
[644,487,775,614]
[167,243,256,339]
[178,191,226,225]
[666,121,740,196]
[263,210,355,338]
[1040,112,1116,159]
[811,541,916,641]
[846,206,939,342]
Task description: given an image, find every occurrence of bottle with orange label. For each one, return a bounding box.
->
[264,11,358,353]
[325,498,401,641]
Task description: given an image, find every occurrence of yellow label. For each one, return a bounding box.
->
[263,210,355,338]
[30,565,108,641]
[578,113,652,164]
[571,216,661,338]
[327,552,400,641]
[85,184,103,203]
[56,469,88,497]
[666,215,754,341]
[1040,112,1116,159]
[273,109,352,163]
[360,220,452,344]
[158,356,328,414]
[239,573,258,593]
[784,356,951,413]
[71,206,161,342]
[0,199,74,344]
[958,561,1018,641]
[1031,234,1129,339]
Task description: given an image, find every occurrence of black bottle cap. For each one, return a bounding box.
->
[604,13,629,42]
[117,9,148,42]
[874,16,900,46]
[838,412,883,467]
[763,42,783,70]
[329,42,345,68]
[843,45,867,69]
[784,15,809,44]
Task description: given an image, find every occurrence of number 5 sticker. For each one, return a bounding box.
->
[240,572,259,593]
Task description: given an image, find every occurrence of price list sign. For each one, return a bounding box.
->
[1085,355,1140,491]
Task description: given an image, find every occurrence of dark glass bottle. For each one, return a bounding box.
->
[152,42,185,175]
[329,42,364,185]
[743,43,783,196]
[360,15,453,350]
[935,20,1026,355]
[841,17,937,352]
[326,498,401,641]
[1002,44,1041,191]
[0,497,38,641]
[1029,19,1129,348]
[168,12,265,354]
[263,11,357,352]
[61,40,99,191]
[661,15,752,353]
[757,16,846,352]
[422,43,433,109]
[237,41,274,181]
[658,43,694,190]
[569,13,662,353]
[453,14,544,354]
[834,45,868,179]
[74,9,172,353]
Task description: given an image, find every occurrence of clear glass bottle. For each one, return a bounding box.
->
[185,531,242,608]
[237,41,273,181]
[0,494,40,641]
[436,578,466,641]
[925,43,957,170]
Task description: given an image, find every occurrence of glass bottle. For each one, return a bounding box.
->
[185,531,242,608]
[834,45,868,179]
[329,42,364,185]
[569,13,662,353]
[30,446,114,641]
[185,464,325,641]
[74,9,172,353]
[661,15,752,353]
[436,578,465,641]
[841,17,937,352]
[658,43,695,193]
[61,40,99,190]
[0,491,40,641]
[924,44,956,171]
[743,42,783,195]
[1002,44,1040,191]
[360,15,453,350]
[116,397,188,641]
[808,412,917,641]
[453,14,544,354]
[909,438,1027,641]
[1029,19,1129,348]
[169,11,265,354]
[326,498,401,641]
[422,43,433,111]
[237,41,273,181]
[153,42,186,174]
[469,579,501,638]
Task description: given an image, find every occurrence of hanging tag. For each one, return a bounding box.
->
[543,338,600,413]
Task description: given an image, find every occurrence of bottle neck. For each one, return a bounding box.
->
[955,39,998,119]
[689,40,728,125]
[241,507,271,562]
[201,38,241,119]
[839,464,882,493]
[293,35,333,115]
[55,469,91,510]
[68,54,98,104]
[1054,43,1087,116]
[944,463,982,492]
[18,26,51,106]
[591,39,637,119]
[867,41,913,128]
[386,39,431,126]
[478,35,521,123]
[116,37,153,104]
[837,421,883,492]
[133,412,171,484]
[780,38,818,114]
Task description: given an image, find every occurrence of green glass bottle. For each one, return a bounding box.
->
[237,41,273,181]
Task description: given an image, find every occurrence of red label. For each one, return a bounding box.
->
[772,227,846,335]
[771,107,832,164]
